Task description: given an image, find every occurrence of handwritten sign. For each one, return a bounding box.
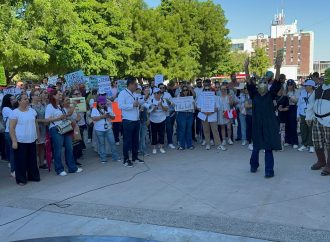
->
[70,97,87,112]
[117,80,127,93]
[85,76,98,90]
[154,74,164,87]
[0,66,6,86]
[64,70,85,87]
[3,88,22,96]
[90,75,112,96]
[172,96,194,111]
[48,75,58,85]
[200,91,215,112]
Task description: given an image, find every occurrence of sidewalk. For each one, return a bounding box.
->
[1,143,330,241]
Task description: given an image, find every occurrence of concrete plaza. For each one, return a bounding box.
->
[1,142,330,242]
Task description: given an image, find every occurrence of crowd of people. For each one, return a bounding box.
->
[1,62,330,185]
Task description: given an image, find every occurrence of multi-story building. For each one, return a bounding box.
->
[231,9,314,78]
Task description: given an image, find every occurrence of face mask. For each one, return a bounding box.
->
[258,82,268,95]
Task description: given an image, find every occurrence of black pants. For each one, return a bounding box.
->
[14,142,40,184]
[0,132,6,160]
[246,115,252,143]
[112,122,122,143]
[285,105,298,145]
[150,121,165,145]
[79,125,87,149]
[123,120,140,161]
[88,123,94,140]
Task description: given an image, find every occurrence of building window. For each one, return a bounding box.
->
[231,43,244,51]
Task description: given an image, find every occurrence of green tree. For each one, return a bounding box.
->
[249,47,271,77]
[217,51,249,75]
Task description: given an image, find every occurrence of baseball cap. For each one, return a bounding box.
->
[303,79,315,87]
[265,71,274,78]
[287,79,295,85]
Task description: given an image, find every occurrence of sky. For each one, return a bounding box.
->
[144,0,330,61]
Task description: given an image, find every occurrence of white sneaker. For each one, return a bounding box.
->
[284,143,290,147]
[222,140,226,146]
[75,168,83,173]
[59,171,67,176]
[298,145,307,152]
[159,148,166,154]
[210,140,214,146]
[205,145,210,150]
[293,145,299,149]
[115,142,120,146]
[217,145,227,151]
[248,144,253,151]
[168,144,176,149]
[201,140,206,146]
[228,139,234,145]
[309,146,315,153]
[152,148,157,154]
[241,140,247,146]
[10,171,15,178]
[87,139,91,144]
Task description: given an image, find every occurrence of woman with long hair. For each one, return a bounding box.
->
[9,94,40,185]
[45,89,82,176]
[1,94,17,177]
[218,85,234,147]
[285,79,299,148]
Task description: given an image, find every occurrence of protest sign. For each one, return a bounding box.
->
[0,66,6,86]
[85,76,98,90]
[70,97,87,112]
[48,75,58,85]
[172,96,194,112]
[200,91,215,112]
[154,74,164,87]
[3,88,22,96]
[90,75,112,96]
[64,70,85,87]
[117,80,127,93]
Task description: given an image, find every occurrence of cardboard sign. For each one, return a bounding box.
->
[111,102,122,123]
[90,75,112,96]
[154,74,164,87]
[64,70,85,87]
[117,80,127,93]
[172,96,194,111]
[200,91,215,113]
[0,66,6,86]
[48,75,58,85]
[3,88,22,96]
[70,97,87,112]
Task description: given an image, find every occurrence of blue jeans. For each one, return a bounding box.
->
[165,114,176,145]
[50,127,78,174]
[239,113,247,141]
[236,109,241,140]
[95,129,120,161]
[250,148,274,176]
[5,132,15,172]
[176,112,194,148]
[123,120,140,161]
[139,122,148,154]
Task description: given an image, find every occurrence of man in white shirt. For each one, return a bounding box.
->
[118,78,144,167]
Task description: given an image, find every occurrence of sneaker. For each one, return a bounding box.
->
[298,145,307,151]
[217,145,227,151]
[309,146,315,153]
[228,139,234,145]
[210,140,214,146]
[188,146,195,150]
[10,171,15,178]
[75,162,82,167]
[75,168,83,173]
[201,140,206,146]
[101,161,107,164]
[248,144,253,151]
[124,160,133,167]
[133,158,144,163]
[222,140,226,146]
[293,145,299,149]
[177,147,185,150]
[115,142,120,146]
[168,144,176,149]
[205,145,210,150]
[87,139,91,144]
[284,143,290,147]
[241,140,247,146]
[59,171,67,176]
[159,148,166,154]
[152,148,157,154]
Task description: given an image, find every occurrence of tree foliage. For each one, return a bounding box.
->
[249,47,271,77]
[0,0,231,83]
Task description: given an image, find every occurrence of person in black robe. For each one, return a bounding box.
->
[244,52,284,178]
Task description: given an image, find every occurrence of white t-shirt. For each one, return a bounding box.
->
[2,107,13,132]
[45,104,64,129]
[10,108,37,143]
[147,98,168,123]
[91,108,112,131]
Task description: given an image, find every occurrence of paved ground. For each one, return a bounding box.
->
[1,140,330,242]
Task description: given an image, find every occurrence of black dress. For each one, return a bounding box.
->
[275,95,289,124]
[247,81,282,151]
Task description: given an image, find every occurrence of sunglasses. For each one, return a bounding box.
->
[182,89,188,92]
[155,92,161,94]
[204,89,211,91]
[287,83,294,86]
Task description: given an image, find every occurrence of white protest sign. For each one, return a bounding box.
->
[64,70,85,87]
[117,80,127,93]
[48,75,58,85]
[172,96,194,112]
[3,88,22,96]
[85,76,98,90]
[91,75,112,96]
[200,91,215,112]
[154,74,164,87]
